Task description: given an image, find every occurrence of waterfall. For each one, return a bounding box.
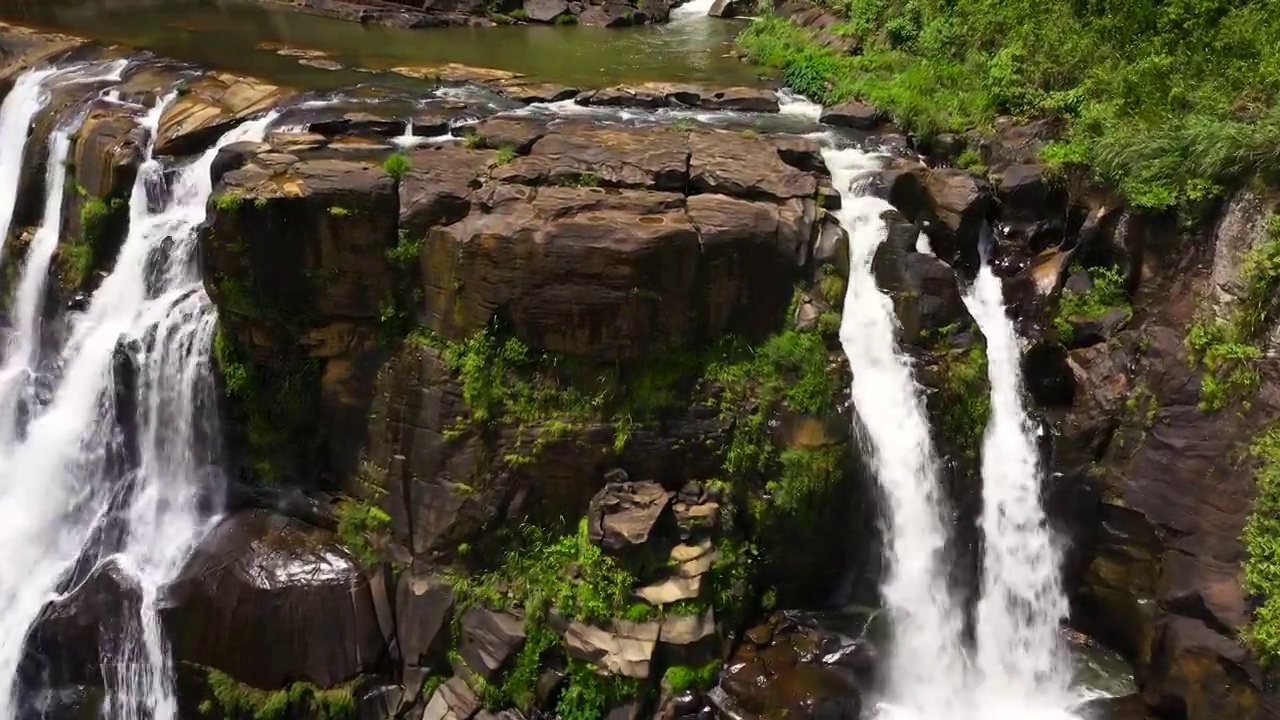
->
[963,262,1074,717]
[823,146,969,717]
[0,61,277,715]
[0,67,61,258]
[0,59,131,449]
[102,109,278,720]
[824,141,1079,720]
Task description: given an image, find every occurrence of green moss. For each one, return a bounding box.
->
[736,0,1280,209]
[383,152,411,180]
[463,133,488,150]
[420,674,447,702]
[215,192,245,213]
[327,206,353,217]
[662,661,720,694]
[555,12,577,24]
[203,669,356,720]
[1243,424,1280,662]
[212,321,321,485]
[389,230,423,263]
[335,498,392,566]
[1054,264,1131,342]
[1186,215,1280,411]
[493,146,517,165]
[934,341,991,460]
[770,447,844,517]
[500,618,558,710]
[510,7,529,20]
[554,172,603,188]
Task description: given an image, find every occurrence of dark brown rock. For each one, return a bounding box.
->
[689,130,818,201]
[819,100,882,130]
[454,608,526,685]
[160,509,385,689]
[707,0,746,17]
[523,0,570,22]
[396,572,456,673]
[398,143,492,238]
[154,72,289,156]
[587,480,673,550]
[422,676,481,720]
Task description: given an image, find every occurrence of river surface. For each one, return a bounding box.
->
[0,0,760,90]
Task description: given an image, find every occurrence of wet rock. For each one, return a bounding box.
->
[308,111,407,138]
[160,509,385,689]
[21,559,140,687]
[1065,307,1130,348]
[711,612,865,720]
[658,608,717,648]
[454,607,526,685]
[871,209,966,347]
[552,614,660,678]
[819,100,882,130]
[576,83,778,113]
[454,116,552,153]
[396,572,456,673]
[501,81,579,104]
[635,574,702,605]
[154,72,289,156]
[707,0,746,17]
[587,480,674,551]
[523,0,570,22]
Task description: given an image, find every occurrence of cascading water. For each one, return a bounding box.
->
[963,260,1074,719]
[0,59,131,449]
[102,109,279,720]
[823,145,969,717]
[0,67,63,258]
[0,60,277,716]
[824,140,1080,720]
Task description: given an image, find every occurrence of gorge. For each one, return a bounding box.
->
[0,1,1274,720]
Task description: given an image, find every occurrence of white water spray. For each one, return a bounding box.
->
[824,145,969,716]
[963,262,1074,719]
[0,67,63,258]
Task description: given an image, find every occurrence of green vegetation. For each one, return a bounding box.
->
[60,194,125,288]
[1054,264,1130,343]
[335,498,392,566]
[556,661,639,720]
[386,231,423,268]
[554,172,603,188]
[215,191,245,213]
[737,0,1280,208]
[933,341,990,460]
[463,133,488,150]
[212,320,321,484]
[383,152,411,180]
[1187,215,1280,411]
[493,146,517,165]
[1244,424,1280,663]
[555,12,578,25]
[201,669,356,720]
[327,206,353,218]
[662,661,720,694]
[449,519,647,625]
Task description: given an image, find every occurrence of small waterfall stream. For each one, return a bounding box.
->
[963,263,1074,717]
[824,146,969,717]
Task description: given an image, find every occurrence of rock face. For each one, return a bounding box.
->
[154,72,290,156]
[160,510,385,689]
[587,480,674,551]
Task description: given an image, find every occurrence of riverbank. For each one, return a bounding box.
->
[736,0,1280,209]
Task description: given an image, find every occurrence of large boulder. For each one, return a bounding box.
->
[587,480,674,551]
[154,72,290,156]
[160,510,386,689]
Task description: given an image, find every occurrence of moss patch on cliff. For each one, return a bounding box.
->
[199,669,357,720]
[1243,423,1280,662]
[738,0,1280,208]
[1187,215,1280,411]
[932,339,990,461]
[213,323,321,484]
[1054,265,1131,343]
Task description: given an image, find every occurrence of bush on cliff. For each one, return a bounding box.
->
[737,0,1280,208]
